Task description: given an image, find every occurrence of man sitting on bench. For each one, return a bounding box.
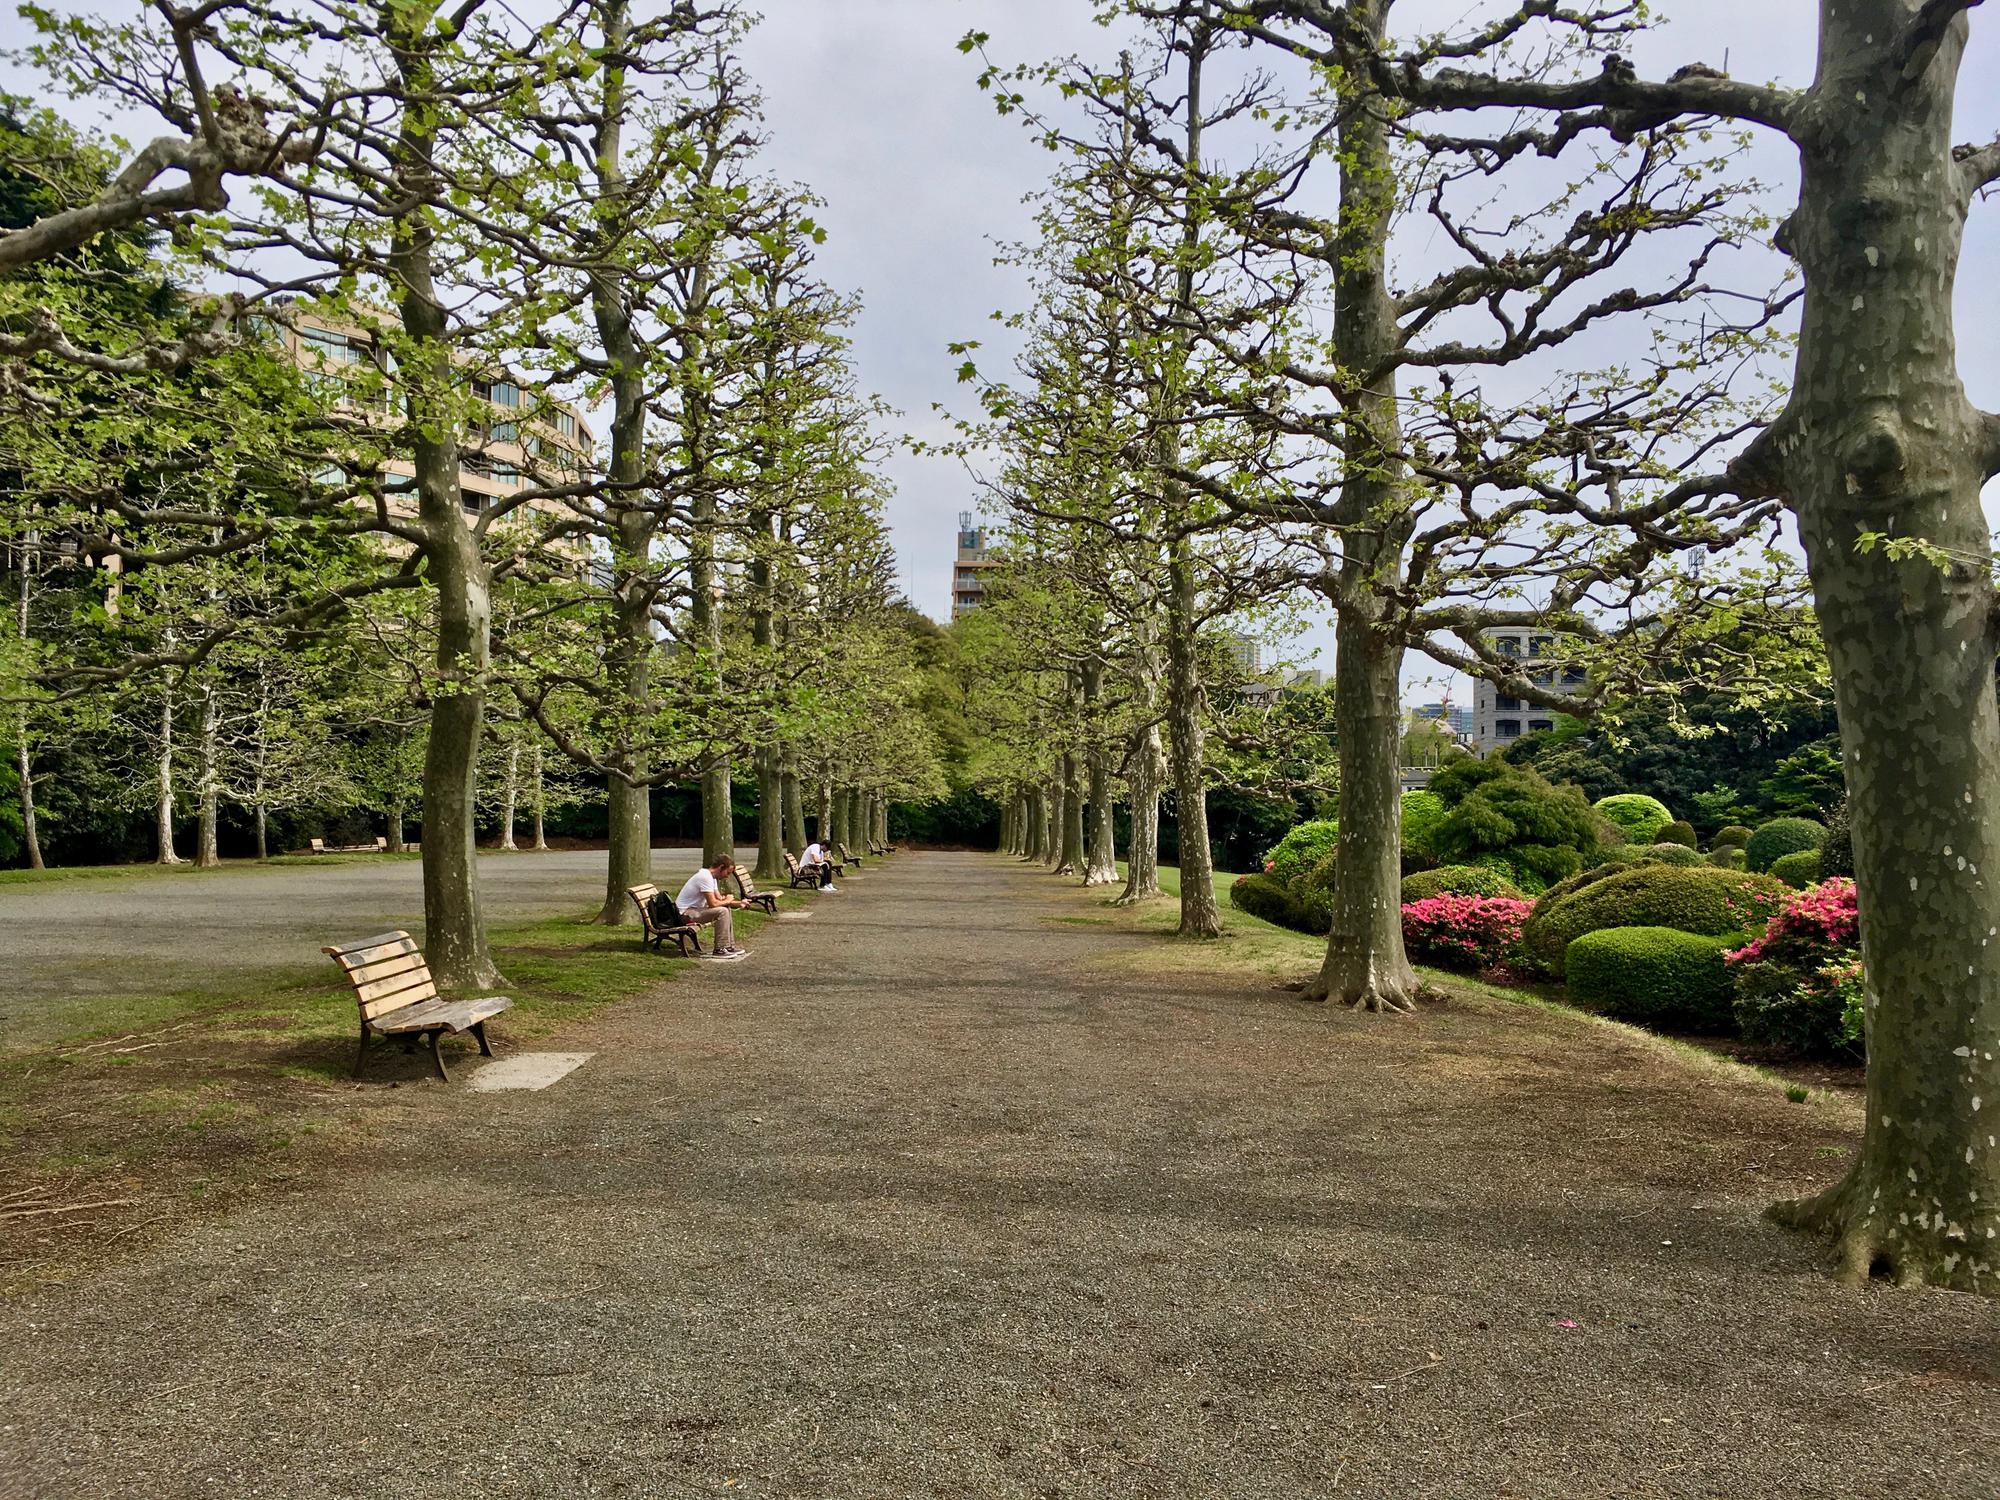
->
[799,838,839,891]
[678,855,751,961]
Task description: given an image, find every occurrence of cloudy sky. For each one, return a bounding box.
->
[734,0,2000,698]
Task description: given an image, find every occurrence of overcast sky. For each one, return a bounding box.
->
[735,0,2000,702]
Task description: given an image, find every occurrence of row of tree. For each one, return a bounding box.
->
[1,4,945,985]
[951,0,2000,1296]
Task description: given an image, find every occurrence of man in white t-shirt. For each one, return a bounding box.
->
[677,855,750,960]
[799,840,838,892]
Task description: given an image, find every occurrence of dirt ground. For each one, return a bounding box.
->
[2,851,1995,1498]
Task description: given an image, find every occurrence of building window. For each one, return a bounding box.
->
[461,489,487,514]
[302,326,363,364]
[1532,668,1554,686]
[490,421,518,443]
[1496,719,1521,739]
[474,378,521,407]
[1528,720,1553,733]
[490,462,519,484]
[1563,666,1586,685]
[1497,695,1520,711]
[556,412,576,438]
[1495,637,1520,657]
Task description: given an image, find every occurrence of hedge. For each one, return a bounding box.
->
[1593,793,1673,844]
[1658,820,1698,848]
[1264,819,1339,884]
[1770,849,1822,888]
[1400,864,1527,902]
[1401,790,1447,870]
[1230,872,1306,930]
[1521,865,1790,977]
[1567,927,1744,1032]
[1708,846,1747,869]
[1641,843,1703,867]
[1818,801,1854,879]
[1745,817,1826,873]
[1712,825,1753,850]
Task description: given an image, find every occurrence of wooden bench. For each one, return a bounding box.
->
[837,841,866,866]
[310,836,390,854]
[627,882,703,956]
[323,931,511,1082]
[732,868,779,914]
[868,837,897,856]
[785,851,835,888]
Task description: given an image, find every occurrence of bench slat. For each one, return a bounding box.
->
[325,931,419,967]
[341,950,429,988]
[375,995,512,1034]
[357,974,440,1016]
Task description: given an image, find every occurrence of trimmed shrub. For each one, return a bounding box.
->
[1263,819,1339,884]
[1230,872,1304,930]
[1430,763,1612,895]
[1567,927,1745,1032]
[1728,877,1864,1058]
[1708,846,1747,869]
[1818,799,1854,879]
[1642,842,1702,867]
[1770,849,1822,888]
[1745,816,1826,873]
[1401,894,1534,971]
[1290,851,1339,934]
[1400,864,1526,903]
[1658,819,1698,848]
[1521,865,1790,978]
[1593,794,1673,844]
[1400,789,1447,871]
[1712,824,1753,850]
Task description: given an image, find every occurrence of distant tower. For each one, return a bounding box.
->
[950,510,998,619]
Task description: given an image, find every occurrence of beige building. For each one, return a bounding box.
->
[950,512,1000,618]
[270,306,595,529]
[1472,630,1587,751]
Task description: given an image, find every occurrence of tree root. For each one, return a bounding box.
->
[1110,889,1164,907]
[1767,1171,1983,1291]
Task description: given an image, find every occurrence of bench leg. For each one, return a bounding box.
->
[425,1028,450,1083]
[471,1020,493,1057]
[352,1022,372,1080]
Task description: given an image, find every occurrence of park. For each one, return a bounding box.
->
[3,1,1999,1496]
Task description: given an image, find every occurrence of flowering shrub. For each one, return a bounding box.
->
[1726,878,1865,1058]
[1401,894,1534,971]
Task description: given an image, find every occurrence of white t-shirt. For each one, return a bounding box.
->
[677,868,720,911]
[801,842,827,866]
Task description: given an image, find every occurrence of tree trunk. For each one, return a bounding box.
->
[1083,657,1118,885]
[16,725,43,871]
[531,744,548,851]
[193,684,220,869]
[1024,787,1045,862]
[755,746,784,880]
[1310,0,1419,1009]
[155,671,181,866]
[1058,753,1086,876]
[254,796,267,862]
[1163,542,1218,936]
[815,780,832,847]
[782,762,806,853]
[1762,3,2000,1290]
[500,742,519,851]
[848,788,866,853]
[387,789,406,855]
[1116,722,1164,905]
[873,792,890,849]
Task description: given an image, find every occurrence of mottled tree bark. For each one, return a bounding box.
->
[1760,2,2000,1290]
[782,762,806,853]
[1081,662,1117,885]
[1058,752,1086,876]
[194,682,220,869]
[531,744,548,852]
[155,668,181,866]
[1116,723,1165,905]
[1024,786,1046,862]
[1163,541,1218,936]
[499,743,520,852]
[815,780,832,847]
[15,560,42,870]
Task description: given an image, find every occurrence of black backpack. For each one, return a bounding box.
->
[649,890,682,928]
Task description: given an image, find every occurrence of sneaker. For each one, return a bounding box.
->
[822,884,840,893]
[707,949,747,962]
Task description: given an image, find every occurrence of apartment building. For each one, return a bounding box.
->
[950,512,999,618]
[1471,630,1587,752]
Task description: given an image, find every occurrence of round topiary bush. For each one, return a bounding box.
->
[1642,842,1703,866]
[1769,849,1822,888]
[1262,819,1339,884]
[1593,793,1673,845]
[1712,824,1753,850]
[1657,820,1698,848]
[1745,816,1826,873]
[1400,864,1527,903]
[1521,865,1791,977]
[1229,872,1303,929]
[1708,846,1747,869]
[1567,926,1744,1032]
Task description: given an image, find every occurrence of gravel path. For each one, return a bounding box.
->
[2,852,1996,1498]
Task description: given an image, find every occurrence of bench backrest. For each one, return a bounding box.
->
[310,838,326,852]
[628,882,691,932]
[324,931,437,1023]
[783,852,802,874]
[733,870,763,899]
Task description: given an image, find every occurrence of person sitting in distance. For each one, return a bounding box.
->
[678,854,750,960]
[799,838,839,891]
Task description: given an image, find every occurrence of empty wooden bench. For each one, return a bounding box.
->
[837,841,866,866]
[732,868,779,914]
[627,882,703,956]
[323,930,511,1082]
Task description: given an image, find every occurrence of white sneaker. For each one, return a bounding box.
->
[702,949,747,962]
[823,884,840,893]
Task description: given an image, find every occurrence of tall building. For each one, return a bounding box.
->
[1414,701,1475,740]
[1471,631,1587,752]
[270,305,594,531]
[950,512,999,618]
[1219,630,1263,680]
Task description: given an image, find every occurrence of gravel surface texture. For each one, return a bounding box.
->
[2,851,1996,1498]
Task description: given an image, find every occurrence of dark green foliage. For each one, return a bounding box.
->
[1712,825,1753,849]
[1227,872,1324,935]
[1709,845,1747,869]
[1757,739,1844,819]
[1400,789,1446,871]
[1769,849,1822,888]
[1592,793,1673,844]
[1642,842,1703,866]
[1427,761,1610,896]
[1817,799,1853,879]
[1567,927,1744,1032]
[890,791,999,848]
[1745,817,1826,873]
[1400,864,1526,902]
[1522,865,1790,977]
[1425,754,1511,807]
[1658,820,1698,848]
[1290,851,1338,934]
[1263,818,1338,883]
